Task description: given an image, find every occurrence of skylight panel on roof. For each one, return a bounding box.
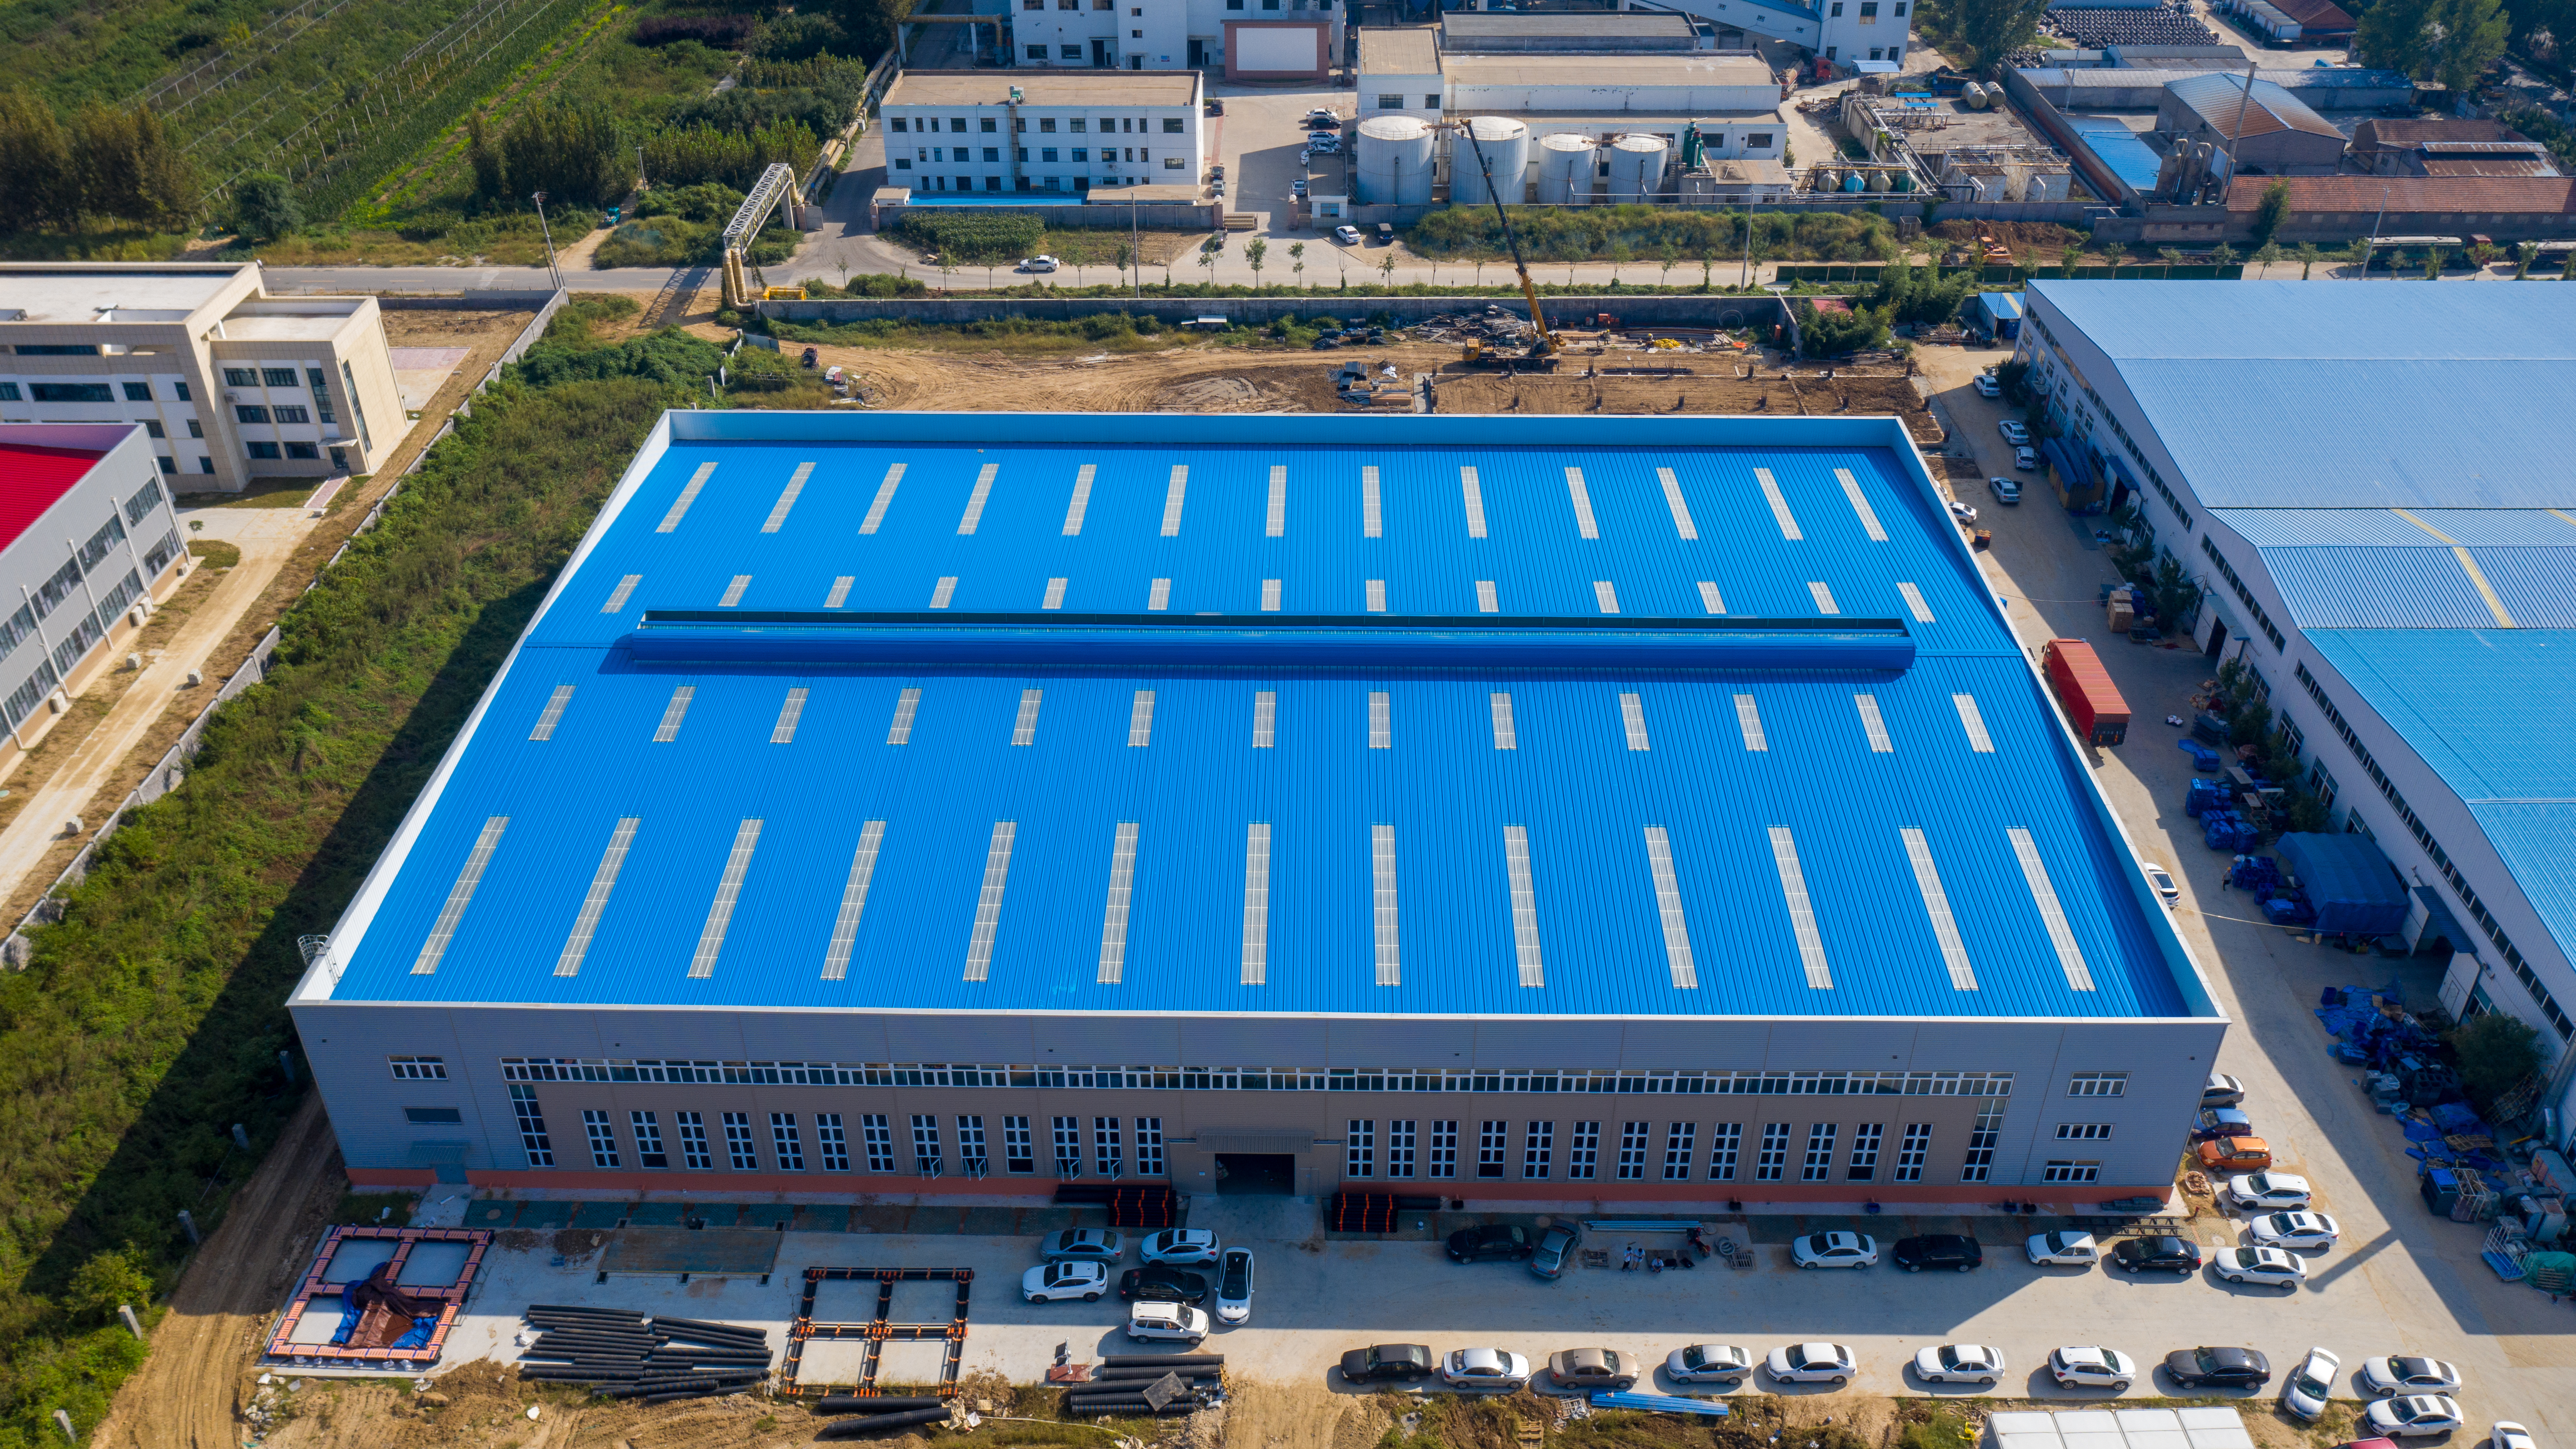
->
[1128,690,1154,747]
[1901,828,1978,991]
[773,686,808,743]
[1267,465,1287,538]
[1855,693,1892,752]
[1564,467,1599,539]
[1149,578,1170,610]
[1253,691,1277,748]
[1735,694,1767,751]
[720,574,750,607]
[1896,581,1934,623]
[859,462,905,534]
[2009,827,2096,992]
[1953,694,1995,753]
[761,462,812,533]
[1241,823,1270,986]
[1096,822,1139,984]
[1767,826,1832,989]
[825,576,853,608]
[1063,463,1095,535]
[1160,464,1188,536]
[1504,825,1544,988]
[1363,466,1382,538]
[1809,581,1840,615]
[1835,468,1887,541]
[657,463,714,532]
[1367,580,1386,613]
[556,817,639,977]
[1461,466,1488,538]
[962,822,1017,982]
[1263,579,1282,612]
[1656,466,1699,540]
[821,820,885,981]
[1013,689,1043,746]
[1594,581,1619,614]
[688,818,764,978]
[888,687,921,745]
[930,576,957,608]
[1753,468,1802,540]
[958,462,999,534]
[602,575,641,613]
[1477,581,1498,613]
[530,685,574,741]
[653,685,695,742]
[1369,691,1390,749]
[1642,826,1697,990]
[1044,578,1067,610]
[1490,691,1516,750]
[1372,824,1400,986]
[411,816,506,975]
[1698,581,1725,615]
[1620,692,1650,751]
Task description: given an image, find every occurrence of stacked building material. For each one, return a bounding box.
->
[1062,1355,1224,1417]
[514,1305,771,1400]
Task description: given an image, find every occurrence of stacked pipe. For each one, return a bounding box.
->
[514,1305,772,1402]
[816,1407,955,1440]
[1063,1354,1224,1417]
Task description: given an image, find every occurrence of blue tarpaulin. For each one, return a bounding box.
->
[2275,833,2408,936]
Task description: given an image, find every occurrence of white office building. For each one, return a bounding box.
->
[881,70,1207,196]
[1004,0,1342,77]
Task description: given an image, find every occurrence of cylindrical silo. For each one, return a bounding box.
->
[1605,133,1668,204]
[1450,117,1531,208]
[1356,116,1434,206]
[1536,133,1595,206]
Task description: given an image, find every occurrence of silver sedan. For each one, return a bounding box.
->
[1665,1343,1754,1383]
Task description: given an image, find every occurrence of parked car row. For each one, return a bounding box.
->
[1025,1229,1254,1326]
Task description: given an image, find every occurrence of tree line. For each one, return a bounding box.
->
[0,91,196,234]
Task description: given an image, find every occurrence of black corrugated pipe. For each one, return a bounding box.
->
[815,1396,949,1413]
[814,1407,954,1439]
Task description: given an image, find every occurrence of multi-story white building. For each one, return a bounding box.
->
[1002,0,1341,76]
[0,263,405,493]
[881,70,1207,197]
[1635,0,1914,66]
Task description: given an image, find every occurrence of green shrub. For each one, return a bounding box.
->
[1407,203,1897,263]
[891,211,1048,262]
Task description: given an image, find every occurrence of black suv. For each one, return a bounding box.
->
[1340,1344,1435,1383]
[1445,1224,1532,1263]
[1118,1265,1209,1303]
[2163,1346,2269,1388]
[2112,1236,2206,1274]
[1891,1234,1984,1272]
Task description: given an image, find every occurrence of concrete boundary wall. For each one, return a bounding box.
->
[761,292,1797,329]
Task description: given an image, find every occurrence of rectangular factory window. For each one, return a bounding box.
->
[2042,1160,2101,1183]
[958,1115,988,1175]
[389,1055,447,1080]
[914,1114,944,1176]
[1802,1123,1838,1181]
[1894,1123,1931,1181]
[511,1085,554,1167]
[1347,1120,1376,1178]
[1523,1121,1553,1179]
[1848,1123,1883,1181]
[818,1113,850,1171]
[1093,1116,1122,1177]
[1004,1116,1035,1173]
[1428,1120,1458,1179]
[1616,1121,1650,1180]
[1755,1123,1790,1181]
[1055,1116,1083,1176]
[583,1109,620,1168]
[864,1113,895,1172]
[1567,1121,1600,1180]
[1477,1120,1507,1179]
[405,1106,464,1126]
[1663,1122,1697,1180]
[632,1111,667,1169]
[1387,1120,1417,1178]
[2056,1122,2114,1140]
[722,1112,758,1170]
[678,1112,712,1170]
[2068,1072,2127,1097]
[772,1113,806,1171]
[1961,1103,2004,1182]
[1708,1122,1742,1181]
[1136,1118,1165,1177]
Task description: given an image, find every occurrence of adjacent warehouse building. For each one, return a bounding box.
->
[2010,282,2576,1125]
[293,412,2220,1208]
[0,262,405,491]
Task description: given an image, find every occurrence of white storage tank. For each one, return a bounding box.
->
[1605,133,1668,203]
[1536,133,1596,206]
[1356,115,1435,205]
[1450,117,1531,208]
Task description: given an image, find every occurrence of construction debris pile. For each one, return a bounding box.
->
[513,1305,772,1401]
[1062,1354,1226,1418]
[1408,309,1540,345]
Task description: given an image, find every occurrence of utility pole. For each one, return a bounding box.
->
[531,190,564,290]
[2368,185,2388,278]
[2221,61,2256,205]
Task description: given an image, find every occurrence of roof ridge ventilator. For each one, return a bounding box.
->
[620,611,1919,672]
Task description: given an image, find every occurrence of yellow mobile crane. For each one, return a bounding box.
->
[1455,122,1561,371]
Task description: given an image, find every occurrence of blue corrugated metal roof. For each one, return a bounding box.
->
[320,420,2191,1021]
[2208,511,2576,628]
[2060,116,2166,194]
[2027,284,2576,510]
[2303,629,2576,964]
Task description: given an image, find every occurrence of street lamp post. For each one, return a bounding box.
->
[531,190,564,290]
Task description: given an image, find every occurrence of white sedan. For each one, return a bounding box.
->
[1141,1228,1221,1265]
[1914,1344,2006,1385]
[1440,1348,1531,1390]
[1665,1343,1755,1383]
[2281,1347,2339,1422]
[2213,1246,2308,1290]
[1020,1261,1107,1302]
[2049,1346,2137,1390]
[2027,1230,2100,1267]
[1948,500,1978,524]
[2367,1396,2467,1439]
[2251,1211,2341,1251]
[1019,255,1061,273]
[1791,1231,1878,1269]
[1767,1342,1857,1385]
[1333,225,1363,246]
[2362,1356,2465,1396]
[2492,1424,2537,1449]
[1999,420,2031,445]
[2226,1171,2314,1211]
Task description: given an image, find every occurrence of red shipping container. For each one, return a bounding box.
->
[2043,638,2131,745]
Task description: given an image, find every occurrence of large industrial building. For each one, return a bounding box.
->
[2011,282,2576,1122]
[295,412,2219,1208]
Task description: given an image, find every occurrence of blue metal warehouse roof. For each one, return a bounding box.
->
[315,415,2195,1021]
[2210,508,2576,630]
[2025,282,2576,509]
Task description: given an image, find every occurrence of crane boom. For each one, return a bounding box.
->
[1458,124,1557,358]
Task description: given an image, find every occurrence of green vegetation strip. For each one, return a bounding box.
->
[0,301,719,1445]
